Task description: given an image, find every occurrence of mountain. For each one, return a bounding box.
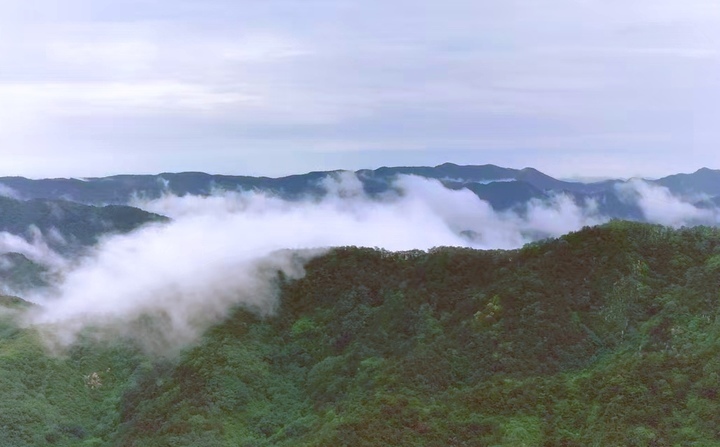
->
[0,253,50,292]
[0,196,168,251]
[0,164,716,223]
[0,163,603,205]
[0,197,168,293]
[4,222,720,445]
[459,180,547,211]
[360,163,520,183]
[655,167,720,198]
[0,171,336,204]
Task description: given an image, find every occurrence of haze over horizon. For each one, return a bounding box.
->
[0,0,716,179]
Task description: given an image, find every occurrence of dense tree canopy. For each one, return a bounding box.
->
[3,221,720,445]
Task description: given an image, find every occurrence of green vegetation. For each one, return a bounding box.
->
[5,221,720,445]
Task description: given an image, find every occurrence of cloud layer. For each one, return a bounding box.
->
[19,173,720,352]
[24,174,602,351]
[617,179,719,227]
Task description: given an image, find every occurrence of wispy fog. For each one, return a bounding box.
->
[616,179,718,227]
[0,227,66,269]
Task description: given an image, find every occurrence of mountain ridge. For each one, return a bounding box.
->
[1,163,716,206]
[4,222,720,445]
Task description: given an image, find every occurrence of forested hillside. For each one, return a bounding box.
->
[0,197,168,250]
[4,221,720,445]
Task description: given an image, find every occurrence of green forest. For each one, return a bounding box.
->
[4,220,720,446]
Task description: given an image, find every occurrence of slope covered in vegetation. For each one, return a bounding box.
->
[3,221,720,445]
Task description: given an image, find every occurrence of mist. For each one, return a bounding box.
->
[0,227,66,269]
[20,173,715,352]
[617,179,719,227]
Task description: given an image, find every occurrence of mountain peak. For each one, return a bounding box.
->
[436,162,460,168]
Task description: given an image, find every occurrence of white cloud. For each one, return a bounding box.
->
[0,184,20,199]
[20,172,720,353]
[0,229,66,270]
[522,195,603,236]
[26,174,605,351]
[616,179,716,227]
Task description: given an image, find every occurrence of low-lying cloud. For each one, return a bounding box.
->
[0,226,66,269]
[617,179,718,227]
[20,173,716,352]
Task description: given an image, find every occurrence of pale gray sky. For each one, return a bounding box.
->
[0,0,718,178]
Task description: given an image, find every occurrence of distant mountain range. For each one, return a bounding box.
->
[0,162,717,316]
[1,163,718,217]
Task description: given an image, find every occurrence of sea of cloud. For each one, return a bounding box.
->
[12,173,720,352]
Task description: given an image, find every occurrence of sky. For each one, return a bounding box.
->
[0,0,718,179]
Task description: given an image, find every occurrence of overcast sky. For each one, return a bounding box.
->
[0,0,718,179]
